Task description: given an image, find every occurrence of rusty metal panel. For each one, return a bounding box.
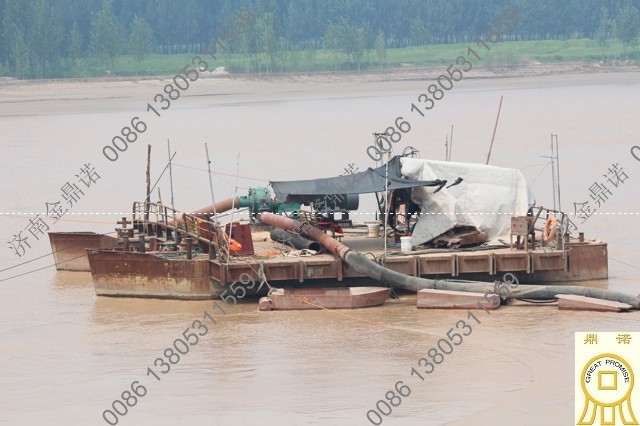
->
[457,254,492,274]
[532,251,565,271]
[418,255,455,275]
[303,260,340,280]
[383,257,417,276]
[495,252,529,272]
[511,216,531,234]
[223,263,260,284]
[568,244,608,278]
[209,260,223,282]
[264,261,300,281]
[533,243,608,281]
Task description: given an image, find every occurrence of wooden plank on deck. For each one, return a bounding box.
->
[417,289,500,310]
[556,294,632,312]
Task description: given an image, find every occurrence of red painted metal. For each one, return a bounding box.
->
[225,223,255,255]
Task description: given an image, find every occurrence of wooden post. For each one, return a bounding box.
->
[138,235,146,253]
[185,237,192,260]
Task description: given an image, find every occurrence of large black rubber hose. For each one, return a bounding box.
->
[345,252,640,309]
[270,229,321,251]
[260,213,640,309]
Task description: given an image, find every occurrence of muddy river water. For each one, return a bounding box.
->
[0,69,639,425]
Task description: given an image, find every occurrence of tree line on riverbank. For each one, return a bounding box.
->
[1,0,639,78]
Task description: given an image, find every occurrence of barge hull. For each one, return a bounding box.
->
[50,232,119,271]
[88,250,212,300]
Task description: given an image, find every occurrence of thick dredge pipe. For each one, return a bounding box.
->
[260,212,448,292]
[172,196,240,228]
[192,197,240,218]
[259,213,640,309]
[270,229,321,251]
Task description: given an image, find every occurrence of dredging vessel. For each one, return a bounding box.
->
[48,156,610,305]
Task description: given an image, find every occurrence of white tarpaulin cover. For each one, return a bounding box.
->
[401,158,536,246]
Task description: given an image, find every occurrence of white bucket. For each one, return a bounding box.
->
[400,236,412,252]
[366,223,380,237]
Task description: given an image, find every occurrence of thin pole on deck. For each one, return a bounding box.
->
[383,153,389,261]
[226,152,240,267]
[449,125,454,161]
[205,143,218,218]
[167,140,176,227]
[145,144,151,222]
[205,143,218,259]
[485,96,503,165]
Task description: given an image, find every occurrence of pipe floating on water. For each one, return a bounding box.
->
[258,213,640,310]
[269,229,321,252]
[425,280,640,310]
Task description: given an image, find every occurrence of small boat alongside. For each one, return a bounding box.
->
[258,287,392,311]
[50,231,118,271]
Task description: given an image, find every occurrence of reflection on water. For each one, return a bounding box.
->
[0,73,639,425]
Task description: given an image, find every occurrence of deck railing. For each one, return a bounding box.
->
[129,201,232,261]
[527,205,578,254]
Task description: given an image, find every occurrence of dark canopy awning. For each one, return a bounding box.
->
[270,156,446,202]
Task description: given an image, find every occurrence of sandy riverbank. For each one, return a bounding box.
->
[1,61,640,103]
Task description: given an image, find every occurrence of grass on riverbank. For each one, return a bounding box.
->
[11,38,640,79]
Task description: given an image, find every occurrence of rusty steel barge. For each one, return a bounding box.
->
[49,156,608,300]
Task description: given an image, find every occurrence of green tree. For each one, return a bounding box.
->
[305,39,317,72]
[616,3,640,58]
[595,7,611,60]
[66,23,83,60]
[353,26,367,71]
[276,36,288,72]
[376,30,386,72]
[90,0,122,70]
[30,0,63,77]
[256,11,277,74]
[66,22,85,77]
[130,15,153,64]
[324,21,341,71]
[7,24,29,77]
[410,18,429,46]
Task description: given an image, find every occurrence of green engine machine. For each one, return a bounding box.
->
[237,187,359,223]
[238,187,300,220]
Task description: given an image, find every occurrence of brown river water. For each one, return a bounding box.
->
[0,70,639,425]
